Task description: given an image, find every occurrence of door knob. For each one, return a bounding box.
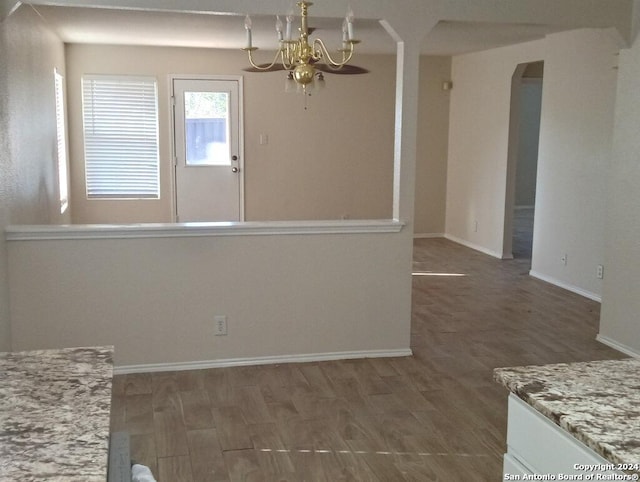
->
[231,167,239,173]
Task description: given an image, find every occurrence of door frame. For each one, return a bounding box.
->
[169,74,245,222]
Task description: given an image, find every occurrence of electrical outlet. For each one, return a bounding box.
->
[214,315,227,336]
[561,253,568,265]
[596,264,604,279]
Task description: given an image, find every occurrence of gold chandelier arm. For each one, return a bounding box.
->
[312,38,355,68]
[244,48,284,71]
[280,42,298,70]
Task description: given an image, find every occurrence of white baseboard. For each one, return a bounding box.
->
[596,334,640,358]
[444,234,503,259]
[413,233,444,239]
[529,270,601,302]
[114,348,413,375]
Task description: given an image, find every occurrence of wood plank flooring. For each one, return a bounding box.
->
[111,238,624,481]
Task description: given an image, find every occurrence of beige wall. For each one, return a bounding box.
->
[0,14,9,352]
[414,56,451,236]
[446,29,618,300]
[530,29,618,299]
[0,5,70,351]
[66,43,451,228]
[66,44,398,223]
[600,24,640,354]
[446,39,544,257]
[8,229,411,367]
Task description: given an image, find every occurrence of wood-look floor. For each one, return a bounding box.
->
[110,238,624,481]
[512,207,534,259]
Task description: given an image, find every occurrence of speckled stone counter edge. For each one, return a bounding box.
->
[0,346,114,480]
[494,358,640,473]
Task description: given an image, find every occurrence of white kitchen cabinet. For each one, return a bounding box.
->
[504,394,623,479]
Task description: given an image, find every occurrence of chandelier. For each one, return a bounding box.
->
[241,1,360,95]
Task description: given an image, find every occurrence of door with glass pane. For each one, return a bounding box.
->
[172,78,242,222]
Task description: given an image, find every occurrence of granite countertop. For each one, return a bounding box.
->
[495,358,640,472]
[0,346,114,481]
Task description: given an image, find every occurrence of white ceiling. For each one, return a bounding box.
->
[32,4,563,56]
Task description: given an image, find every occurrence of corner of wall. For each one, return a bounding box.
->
[0,3,15,352]
[0,1,21,23]
[0,0,68,351]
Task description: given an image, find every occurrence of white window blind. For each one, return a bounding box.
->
[54,70,69,213]
[82,75,159,199]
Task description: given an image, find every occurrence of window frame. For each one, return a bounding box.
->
[54,69,69,214]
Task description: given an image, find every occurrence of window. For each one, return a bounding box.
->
[81,75,160,199]
[54,69,69,213]
[183,91,230,166]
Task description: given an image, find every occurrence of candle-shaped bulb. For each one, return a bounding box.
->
[244,15,253,49]
[342,18,348,45]
[345,6,355,40]
[346,6,354,23]
[285,13,293,41]
[276,15,284,41]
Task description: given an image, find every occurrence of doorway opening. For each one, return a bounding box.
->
[503,61,543,262]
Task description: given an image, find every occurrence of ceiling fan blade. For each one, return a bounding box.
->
[242,64,288,73]
[242,60,369,75]
[314,64,370,75]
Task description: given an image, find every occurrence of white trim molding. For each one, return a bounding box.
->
[413,233,444,239]
[444,233,503,259]
[596,335,640,358]
[529,270,601,302]
[114,348,413,375]
[6,219,405,241]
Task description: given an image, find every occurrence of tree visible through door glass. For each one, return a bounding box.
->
[184,91,230,166]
